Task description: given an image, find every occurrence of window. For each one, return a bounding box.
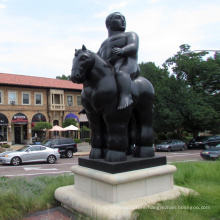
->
[8,91,16,104]
[77,95,81,106]
[51,140,59,146]
[67,95,73,106]
[22,92,30,105]
[35,93,43,105]
[29,146,41,151]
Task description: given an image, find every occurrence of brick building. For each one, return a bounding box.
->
[0,72,85,145]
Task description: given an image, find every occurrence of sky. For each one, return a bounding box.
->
[0,0,220,79]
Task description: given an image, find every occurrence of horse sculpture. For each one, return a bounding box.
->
[71,45,155,162]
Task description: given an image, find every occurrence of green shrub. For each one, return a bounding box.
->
[2,144,10,148]
[74,139,82,143]
[84,138,91,143]
[0,174,74,220]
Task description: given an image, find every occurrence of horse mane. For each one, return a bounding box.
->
[75,48,114,72]
[93,51,114,72]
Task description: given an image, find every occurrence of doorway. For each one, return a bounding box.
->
[14,127,21,144]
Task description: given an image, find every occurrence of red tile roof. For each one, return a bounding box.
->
[0,73,83,90]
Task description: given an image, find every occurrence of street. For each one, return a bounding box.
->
[0,149,205,179]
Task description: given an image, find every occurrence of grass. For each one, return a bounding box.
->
[0,161,219,220]
[0,174,74,220]
[135,160,220,220]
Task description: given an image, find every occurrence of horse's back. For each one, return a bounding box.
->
[132,76,154,101]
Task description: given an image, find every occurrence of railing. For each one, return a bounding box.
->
[50,104,65,111]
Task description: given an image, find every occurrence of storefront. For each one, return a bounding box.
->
[31,113,47,142]
[11,113,28,144]
[0,113,9,142]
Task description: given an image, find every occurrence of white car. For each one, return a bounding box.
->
[0,145,60,166]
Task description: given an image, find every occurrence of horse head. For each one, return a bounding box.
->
[71,45,95,84]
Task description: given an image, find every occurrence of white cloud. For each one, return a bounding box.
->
[125,4,220,65]
[108,2,128,11]
[93,2,128,18]
[0,3,6,9]
[148,0,158,3]
[93,11,109,18]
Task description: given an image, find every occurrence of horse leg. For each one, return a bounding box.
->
[86,113,107,159]
[104,108,132,162]
[127,114,136,155]
[133,103,155,158]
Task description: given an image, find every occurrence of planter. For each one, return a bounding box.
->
[0,148,13,153]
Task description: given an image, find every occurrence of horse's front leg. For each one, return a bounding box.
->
[104,108,132,162]
[86,112,107,159]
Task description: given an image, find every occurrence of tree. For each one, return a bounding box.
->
[56,74,71,80]
[62,118,78,128]
[33,122,52,139]
[165,44,219,136]
[140,62,185,137]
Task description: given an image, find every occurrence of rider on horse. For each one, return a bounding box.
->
[97,12,140,110]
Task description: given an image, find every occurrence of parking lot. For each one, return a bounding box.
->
[0,149,205,179]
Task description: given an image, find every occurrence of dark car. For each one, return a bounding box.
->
[187,136,209,149]
[189,136,220,149]
[156,139,186,152]
[44,138,77,158]
[202,136,220,148]
[200,144,220,160]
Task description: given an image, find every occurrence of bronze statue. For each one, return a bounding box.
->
[71,12,155,162]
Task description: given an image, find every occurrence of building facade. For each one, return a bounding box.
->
[0,73,84,145]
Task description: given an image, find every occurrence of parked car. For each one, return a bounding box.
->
[156,139,186,152]
[0,145,60,166]
[187,136,209,149]
[189,136,220,149]
[200,144,220,160]
[43,138,77,158]
[202,136,220,148]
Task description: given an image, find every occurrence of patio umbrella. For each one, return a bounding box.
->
[48,125,65,131]
[48,125,65,138]
[63,125,79,131]
[63,125,79,139]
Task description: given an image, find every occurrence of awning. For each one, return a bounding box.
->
[65,113,79,122]
[0,113,9,125]
[31,113,47,127]
[79,114,88,122]
[32,113,46,122]
[12,113,28,124]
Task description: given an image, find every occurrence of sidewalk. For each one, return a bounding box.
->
[23,206,78,220]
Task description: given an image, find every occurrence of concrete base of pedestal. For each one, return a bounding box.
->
[55,165,195,220]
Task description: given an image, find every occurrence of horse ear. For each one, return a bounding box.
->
[74,49,78,56]
[82,45,87,51]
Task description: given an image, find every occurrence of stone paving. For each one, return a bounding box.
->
[23,206,78,220]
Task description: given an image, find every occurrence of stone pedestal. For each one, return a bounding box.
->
[55,165,194,220]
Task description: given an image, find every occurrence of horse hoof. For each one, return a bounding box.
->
[89,148,106,159]
[127,145,135,155]
[133,146,155,158]
[105,150,127,162]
